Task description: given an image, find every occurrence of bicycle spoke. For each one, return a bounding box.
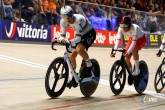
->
[113,77,118,86]
[113,70,122,86]
[156,70,164,86]
[52,78,58,92]
[118,78,122,86]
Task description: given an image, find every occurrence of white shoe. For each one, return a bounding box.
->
[132,69,140,76]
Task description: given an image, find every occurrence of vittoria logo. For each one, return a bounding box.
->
[5,22,48,39]
[5,22,17,39]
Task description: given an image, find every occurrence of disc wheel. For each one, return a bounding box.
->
[80,59,100,97]
[134,61,149,94]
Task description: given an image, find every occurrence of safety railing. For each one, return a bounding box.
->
[0,0,165,34]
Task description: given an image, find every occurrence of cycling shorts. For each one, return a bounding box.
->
[80,28,96,49]
[125,34,146,51]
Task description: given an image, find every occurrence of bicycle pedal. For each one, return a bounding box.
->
[66,80,73,89]
[72,79,78,88]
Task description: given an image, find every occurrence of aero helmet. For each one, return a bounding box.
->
[120,16,132,28]
[60,5,74,20]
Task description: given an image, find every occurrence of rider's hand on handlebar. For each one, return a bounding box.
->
[156,49,162,57]
[124,52,131,58]
[60,39,71,45]
[110,53,116,57]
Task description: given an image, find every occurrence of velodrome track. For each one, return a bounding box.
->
[0,42,165,110]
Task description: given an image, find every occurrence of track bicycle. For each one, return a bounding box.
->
[109,48,149,95]
[45,40,100,98]
[154,51,165,93]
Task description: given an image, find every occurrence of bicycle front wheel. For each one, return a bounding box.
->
[109,60,126,95]
[154,62,165,93]
[45,57,69,98]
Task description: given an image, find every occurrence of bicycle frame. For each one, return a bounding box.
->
[63,47,94,84]
[52,40,95,84]
[63,50,81,83]
[112,48,132,76]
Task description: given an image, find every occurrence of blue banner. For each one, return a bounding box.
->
[1,20,52,42]
[0,20,2,40]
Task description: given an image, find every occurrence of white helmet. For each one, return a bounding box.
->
[61,5,74,20]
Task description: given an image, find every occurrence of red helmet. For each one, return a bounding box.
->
[120,16,132,28]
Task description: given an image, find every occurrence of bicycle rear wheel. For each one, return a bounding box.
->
[80,59,100,97]
[134,60,149,94]
[109,60,126,95]
[154,62,165,93]
[45,57,69,98]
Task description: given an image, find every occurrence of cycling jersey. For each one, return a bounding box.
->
[114,24,145,54]
[60,14,93,45]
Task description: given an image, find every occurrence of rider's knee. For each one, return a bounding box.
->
[70,52,77,60]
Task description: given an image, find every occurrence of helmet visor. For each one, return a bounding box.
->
[119,23,129,28]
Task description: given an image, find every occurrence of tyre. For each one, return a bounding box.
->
[109,60,126,95]
[80,59,100,97]
[134,61,149,94]
[154,62,165,93]
[45,57,69,98]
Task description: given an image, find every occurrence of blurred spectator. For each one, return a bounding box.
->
[42,0,60,25]
[110,0,117,7]
[133,0,143,11]
[116,0,123,7]
[21,0,36,22]
[103,0,111,6]
[74,2,86,16]
[2,0,15,20]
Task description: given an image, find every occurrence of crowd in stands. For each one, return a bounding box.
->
[0,0,165,33]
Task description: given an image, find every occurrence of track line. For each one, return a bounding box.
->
[1,54,165,99]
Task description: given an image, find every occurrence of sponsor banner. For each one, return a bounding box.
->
[1,20,162,48]
[94,30,123,46]
[1,20,51,42]
[123,34,149,47]
[51,25,75,41]
[51,26,123,46]
[147,34,161,47]
[0,20,2,40]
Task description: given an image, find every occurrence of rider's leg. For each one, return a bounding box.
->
[76,43,92,77]
[132,47,140,76]
[67,51,78,88]
[76,43,92,67]
[125,56,132,72]
[69,50,78,70]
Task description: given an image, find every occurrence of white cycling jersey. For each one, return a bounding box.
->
[60,14,93,44]
[159,34,165,51]
[114,24,144,54]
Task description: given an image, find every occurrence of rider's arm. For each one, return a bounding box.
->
[113,28,122,53]
[159,34,165,51]
[126,28,138,54]
[127,40,136,55]
[60,19,67,40]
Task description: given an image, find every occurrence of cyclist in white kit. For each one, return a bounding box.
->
[55,5,96,88]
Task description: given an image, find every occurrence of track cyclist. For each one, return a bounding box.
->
[110,16,147,84]
[157,34,165,57]
[54,5,96,88]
